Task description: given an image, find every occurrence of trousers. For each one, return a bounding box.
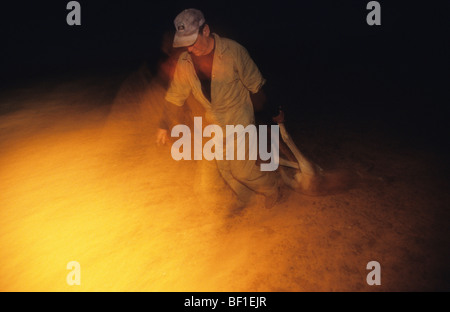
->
[215,126,278,204]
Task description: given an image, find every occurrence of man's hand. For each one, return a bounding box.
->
[156,128,169,146]
[272,110,285,124]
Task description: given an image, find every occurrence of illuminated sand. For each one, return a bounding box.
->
[1,68,449,291]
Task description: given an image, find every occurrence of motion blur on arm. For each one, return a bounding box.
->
[155,31,185,146]
[156,100,184,146]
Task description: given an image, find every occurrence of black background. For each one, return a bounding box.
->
[1,0,449,153]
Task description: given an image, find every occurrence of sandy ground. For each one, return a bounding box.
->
[1,67,449,292]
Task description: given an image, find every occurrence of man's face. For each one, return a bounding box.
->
[186,26,211,56]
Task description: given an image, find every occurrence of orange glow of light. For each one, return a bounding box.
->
[0,83,292,292]
[3,76,413,292]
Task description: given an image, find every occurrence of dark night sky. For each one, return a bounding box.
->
[1,0,449,150]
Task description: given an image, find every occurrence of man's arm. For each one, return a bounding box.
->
[234,43,282,123]
[251,87,284,125]
[235,44,266,95]
[158,100,185,130]
[156,100,185,145]
[157,52,191,145]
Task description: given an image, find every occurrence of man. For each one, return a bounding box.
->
[156,8,282,209]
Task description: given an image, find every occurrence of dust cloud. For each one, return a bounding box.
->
[1,66,449,291]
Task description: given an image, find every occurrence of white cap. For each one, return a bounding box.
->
[173,9,206,48]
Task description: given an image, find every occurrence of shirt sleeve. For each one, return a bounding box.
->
[235,44,266,94]
[158,99,185,130]
[165,55,192,107]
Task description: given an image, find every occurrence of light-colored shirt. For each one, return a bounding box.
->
[165,33,266,128]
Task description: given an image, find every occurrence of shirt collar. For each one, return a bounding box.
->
[181,33,227,62]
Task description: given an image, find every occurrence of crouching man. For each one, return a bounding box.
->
[156,8,282,209]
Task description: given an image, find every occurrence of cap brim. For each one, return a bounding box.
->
[173,32,198,48]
